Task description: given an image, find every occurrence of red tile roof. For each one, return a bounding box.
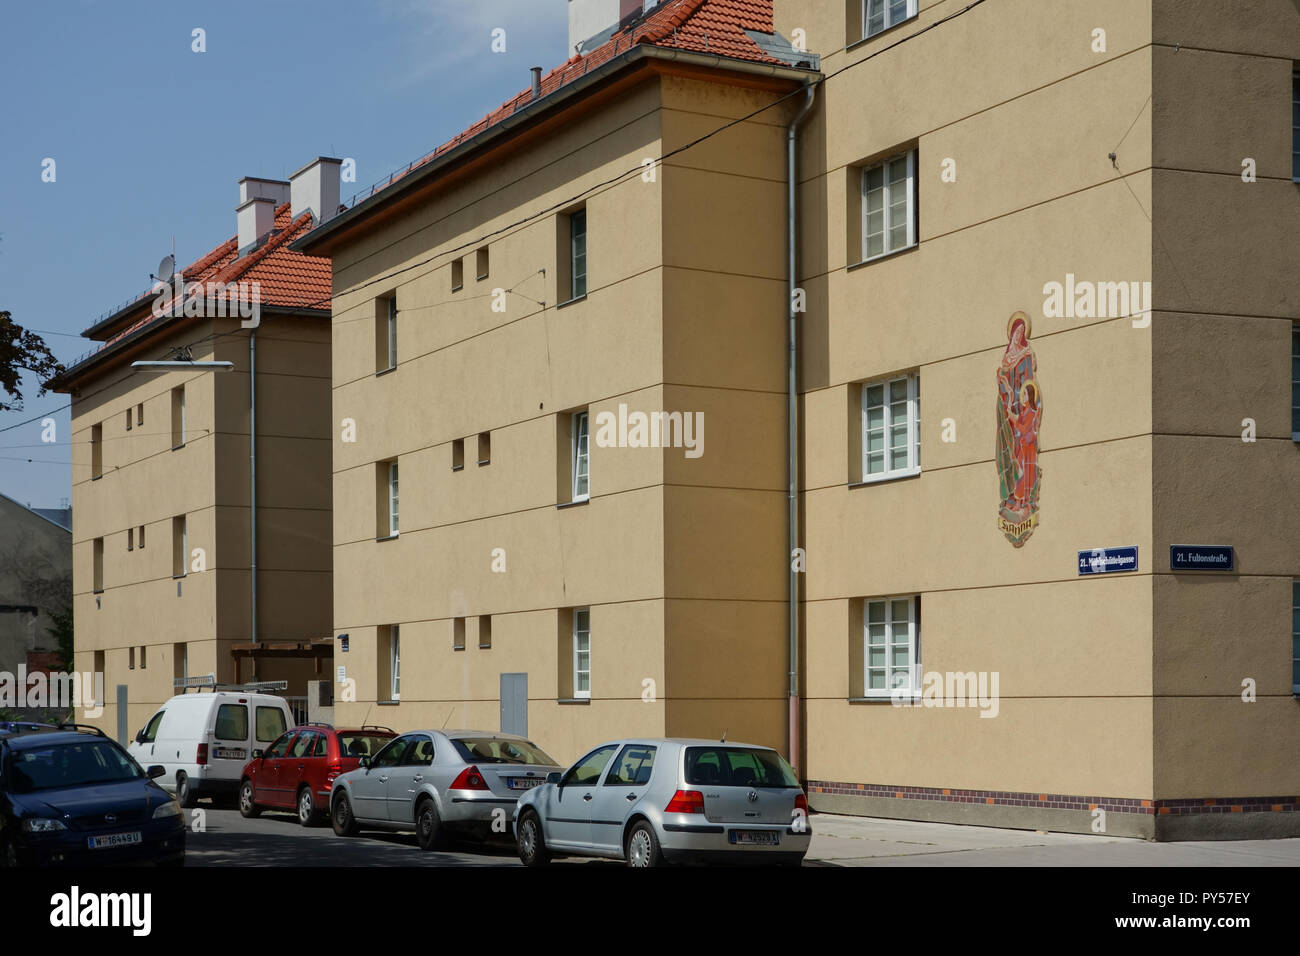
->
[348,0,789,207]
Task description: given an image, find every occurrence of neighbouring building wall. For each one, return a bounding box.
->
[779,0,1161,836]
[1147,0,1300,838]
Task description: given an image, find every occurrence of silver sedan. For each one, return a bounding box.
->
[329,730,561,849]
[513,738,810,867]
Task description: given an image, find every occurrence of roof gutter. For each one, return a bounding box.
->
[293,43,819,256]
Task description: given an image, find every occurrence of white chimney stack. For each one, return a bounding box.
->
[569,0,648,54]
[236,177,289,255]
[290,157,343,227]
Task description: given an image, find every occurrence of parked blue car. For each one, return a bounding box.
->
[0,723,185,866]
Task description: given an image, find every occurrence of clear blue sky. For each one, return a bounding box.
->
[0,0,568,509]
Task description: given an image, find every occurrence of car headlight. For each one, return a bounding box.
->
[153,801,182,820]
[21,817,67,833]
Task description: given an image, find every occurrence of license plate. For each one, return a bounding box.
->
[214,747,246,760]
[507,777,544,790]
[729,829,780,846]
[89,831,142,850]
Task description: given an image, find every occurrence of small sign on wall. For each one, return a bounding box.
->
[1170,545,1234,572]
[338,633,349,652]
[337,666,346,684]
[1078,546,1138,575]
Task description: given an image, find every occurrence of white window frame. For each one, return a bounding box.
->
[573,608,591,699]
[861,150,916,263]
[571,411,590,502]
[864,595,920,699]
[860,372,920,482]
[180,388,187,444]
[1292,580,1299,697]
[863,0,917,40]
[1293,71,1300,183]
[390,625,401,701]
[388,461,400,536]
[387,297,398,371]
[1291,325,1299,441]
[570,209,588,300]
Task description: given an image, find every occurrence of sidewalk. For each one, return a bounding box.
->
[806,813,1300,866]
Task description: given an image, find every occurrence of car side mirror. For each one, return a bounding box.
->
[147,765,166,779]
[359,755,371,769]
[546,772,562,785]
[252,749,264,760]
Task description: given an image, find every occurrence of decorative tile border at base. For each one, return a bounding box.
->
[805,781,1300,817]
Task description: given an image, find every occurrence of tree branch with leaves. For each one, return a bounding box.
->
[1,310,65,413]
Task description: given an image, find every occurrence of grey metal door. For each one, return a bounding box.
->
[500,673,527,737]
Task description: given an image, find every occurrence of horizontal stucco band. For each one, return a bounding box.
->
[807,781,1300,841]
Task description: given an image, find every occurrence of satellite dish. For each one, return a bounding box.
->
[155,254,175,284]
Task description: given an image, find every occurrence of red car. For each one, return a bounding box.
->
[238,724,396,826]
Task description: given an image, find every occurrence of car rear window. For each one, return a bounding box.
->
[451,738,558,766]
[255,706,286,742]
[684,747,799,789]
[337,734,392,758]
[214,704,248,741]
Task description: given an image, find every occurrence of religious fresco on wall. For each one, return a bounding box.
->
[996,311,1042,547]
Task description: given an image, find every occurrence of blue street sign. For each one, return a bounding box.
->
[1170,545,1234,572]
[1078,546,1139,576]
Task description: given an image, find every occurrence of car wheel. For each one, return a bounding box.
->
[416,798,445,851]
[176,772,198,809]
[238,780,261,818]
[516,810,551,866]
[331,792,360,837]
[625,821,664,868]
[298,787,323,827]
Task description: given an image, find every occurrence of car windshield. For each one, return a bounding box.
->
[684,747,799,789]
[451,738,557,766]
[337,734,393,758]
[6,739,143,793]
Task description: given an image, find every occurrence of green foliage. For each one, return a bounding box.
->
[0,310,64,413]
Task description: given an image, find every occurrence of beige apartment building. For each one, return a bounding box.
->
[49,164,340,743]
[296,0,1298,839]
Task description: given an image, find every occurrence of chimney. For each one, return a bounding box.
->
[530,67,543,99]
[290,157,343,227]
[236,177,289,255]
[568,0,647,55]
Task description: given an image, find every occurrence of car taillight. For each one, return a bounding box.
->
[795,793,808,813]
[196,744,208,766]
[450,766,489,791]
[665,789,705,814]
[324,761,342,789]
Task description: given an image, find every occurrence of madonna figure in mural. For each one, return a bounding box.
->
[996,311,1042,547]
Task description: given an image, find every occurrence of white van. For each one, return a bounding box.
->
[128,690,294,807]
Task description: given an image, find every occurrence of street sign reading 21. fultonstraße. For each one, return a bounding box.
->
[1170,545,1235,572]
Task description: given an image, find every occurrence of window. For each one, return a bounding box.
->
[1292,325,1299,439]
[172,516,187,577]
[572,411,590,502]
[92,651,104,702]
[92,538,104,593]
[125,409,132,431]
[379,625,400,702]
[214,704,249,741]
[138,525,146,549]
[861,0,916,40]
[312,734,327,756]
[605,744,655,786]
[451,258,464,291]
[861,150,916,261]
[860,373,920,481]
[562,744,617,787]
[291,732,316,758]
[129,647,135,670]
[1293,580,1299,695]
[477,431,491,466]
[137,403,144,427]
[452,438,465,471]
[376,295,398,373]
[173,642,187,682]
[1293,71,1300,182]
[476,246,490,280]
[573,607,591,699]
[478,615,492,649]
[377,461,399,538]
[141,710,165,744]
[91,423,103,479]
[570,209,587,300]
[863,596,920,698]
[256,707,286,743]
[404,735,436,766]
[265,732,294,759]
[373,736,413,768]
[139,645,147,669]
[170,386,186,448]
[127,528,134,552]
[453,617,466,651]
